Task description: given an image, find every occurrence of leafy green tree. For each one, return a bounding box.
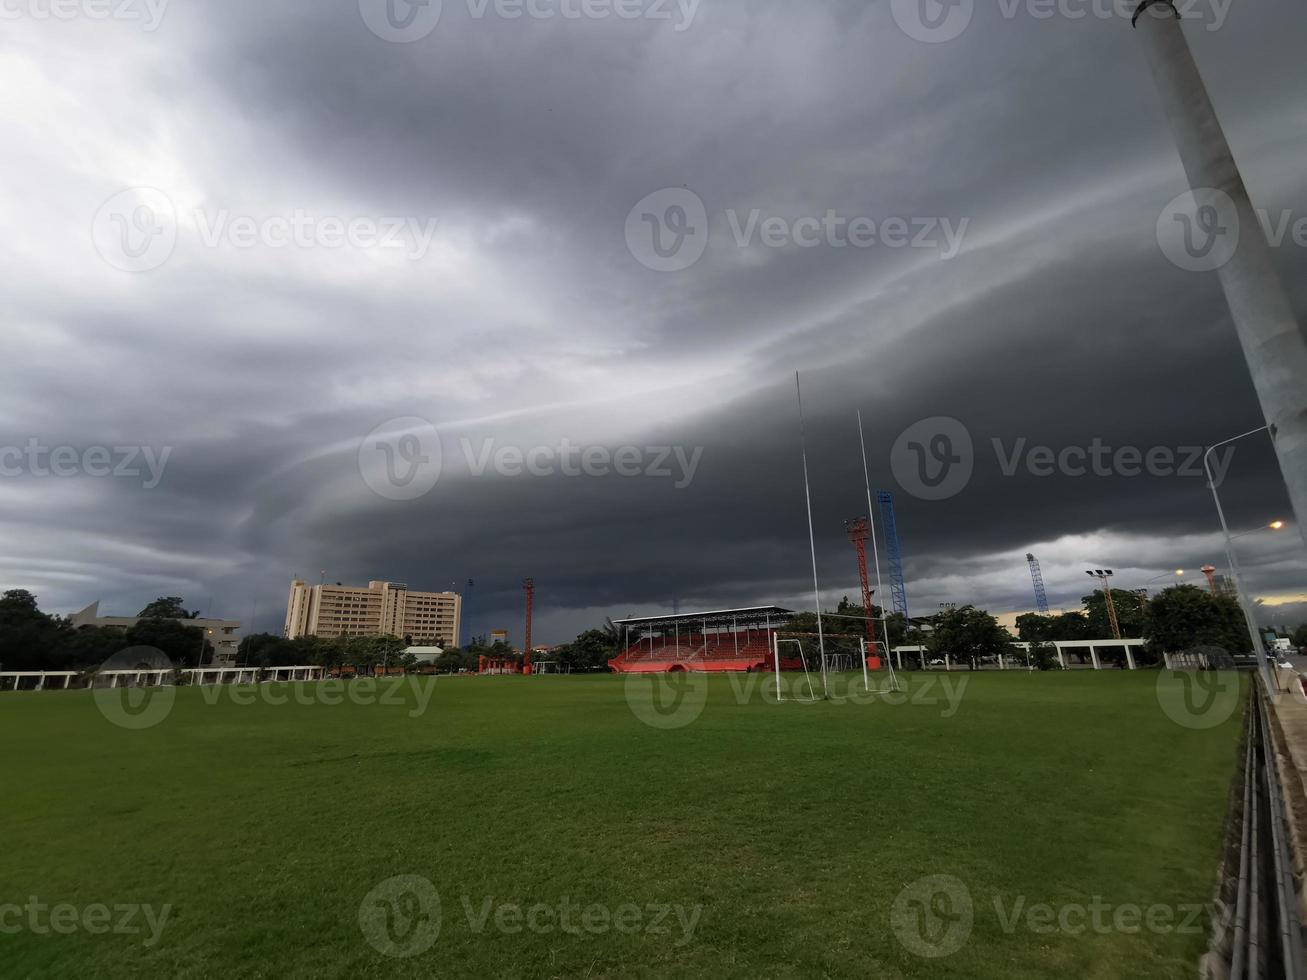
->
[927,605,1013,670]
[558,629,618,671]
[1293,624,1307,649]
[137,597,198,619]
[0,589,69,671]
[1015,613,1056,643]
[1082,589,1147,638]
[1144,584,1252,654]
[125,618,214,666]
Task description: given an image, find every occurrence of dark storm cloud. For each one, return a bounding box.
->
[1,0,1305,641]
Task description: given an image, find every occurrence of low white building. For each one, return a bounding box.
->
[405,645,444,665]
[70,601,242,665]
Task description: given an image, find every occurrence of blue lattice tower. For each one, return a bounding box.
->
[1026,554,1050,615]
[875,491,910,620]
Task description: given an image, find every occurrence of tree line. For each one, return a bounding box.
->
[0,591,216,672]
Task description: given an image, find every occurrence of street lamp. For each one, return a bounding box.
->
[1140,569,1185,597]
[1085,569,1122,640]
[1204,428,1278,689]
[1229,520,1287,542]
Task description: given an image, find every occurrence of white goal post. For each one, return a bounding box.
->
[772,636,820,703]
[859,637,902,694]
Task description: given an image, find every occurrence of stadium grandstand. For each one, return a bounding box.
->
[609,606,805,673]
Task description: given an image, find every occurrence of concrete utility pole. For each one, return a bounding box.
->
[1133,1,1307,553]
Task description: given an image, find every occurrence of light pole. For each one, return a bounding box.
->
[1204,428,1277,688]
[1133,3,1307,553]
[1229,520,1287,543]
[1142,569,1185,595]
[1085,570,1122,640]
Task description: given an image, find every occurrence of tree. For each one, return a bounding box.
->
[927,605,1013,670]
[125,619,214,666]
[1082,589,1147,639]
[1293,624,1307,649]
[0,590,72,671]
[557,629,618,672]
[137,597,198,619]
[1145,584,1252,654]
[1015,613,1056,643]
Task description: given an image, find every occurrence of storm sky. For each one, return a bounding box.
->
[2,0,1306,644]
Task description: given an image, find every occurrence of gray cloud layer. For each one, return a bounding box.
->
[2,0,1305,641]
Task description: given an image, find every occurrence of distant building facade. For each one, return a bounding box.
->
[70,602,242,665]
[284,580,461,647]
[489,629,509,647]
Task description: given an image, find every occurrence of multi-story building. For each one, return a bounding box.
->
[284,580,461,647]
[70,602,243,665]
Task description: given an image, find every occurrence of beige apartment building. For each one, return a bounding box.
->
[284,580,461,647]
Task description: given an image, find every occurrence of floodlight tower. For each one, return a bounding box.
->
[844,518,876,643]
[1086,569,1122,640]
[1026,553,1050,615]
[522,578,535,675]
[876,491,910,621]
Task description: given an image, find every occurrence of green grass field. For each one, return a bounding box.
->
[0,671,1242,978]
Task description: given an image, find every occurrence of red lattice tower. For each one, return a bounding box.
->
[844,518,876,643]
[522,578,535,675]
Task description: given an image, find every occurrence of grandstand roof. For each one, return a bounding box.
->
[613,606,795,631]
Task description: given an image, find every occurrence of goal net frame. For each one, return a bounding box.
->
[859,637,902,694]
[772,637,822,702]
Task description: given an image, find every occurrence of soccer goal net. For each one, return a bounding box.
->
[772,637,822,702]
